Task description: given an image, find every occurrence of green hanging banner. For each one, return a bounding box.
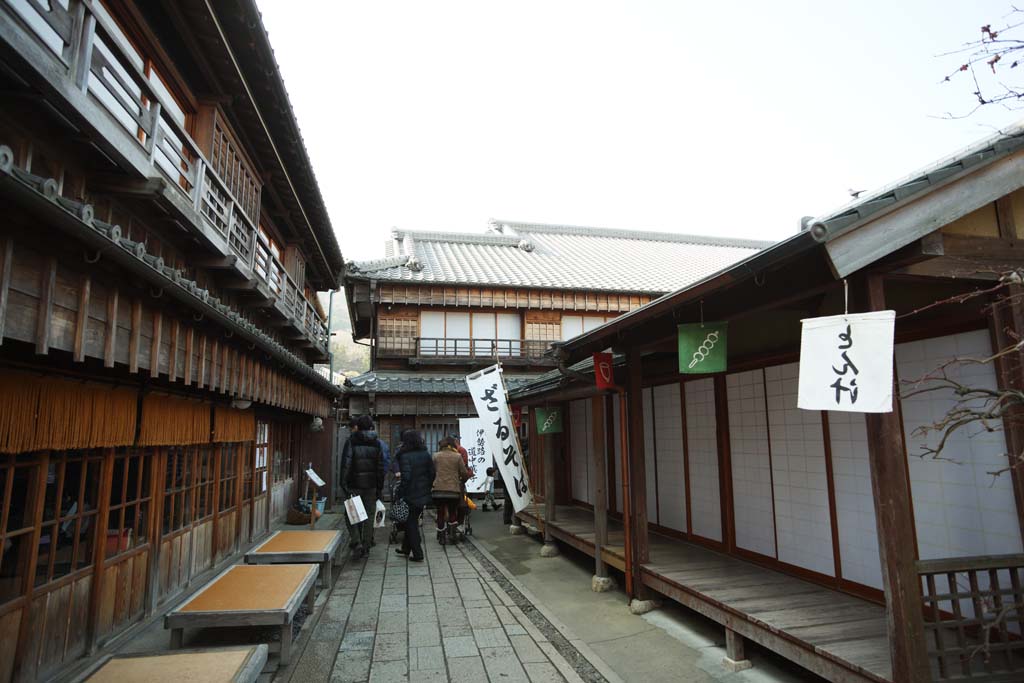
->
[678,321,728,374]
[535,407,564,434]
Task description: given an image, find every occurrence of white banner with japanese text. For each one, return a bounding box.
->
[466,364,533,512]
[459,417,490,493]
[797,311,896,413]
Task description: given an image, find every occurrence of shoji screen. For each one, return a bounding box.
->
[642,389,658,523]
[420,311,444,355]
[897,330,1022,559]
[653,384,687,533]
[764,363,835,576]
[471,313,496,356]
[827,410,882,589]
[497,313,521,355]
[445,313,470,354]
[685,379,721,542]
[727,369,776,558]
[569,399,591,504]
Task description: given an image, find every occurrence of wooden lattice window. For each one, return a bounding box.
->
[272,424,293,485]
[526,321,560,342]
[218,444,238,513]
[162,447,193,536]
[255,422,269,494]
[210,115,261,222]
[0,456,38,604]
[33,451,102,587]
[106,449,152,557]
[193,446,215,522]
[378,317,417,355]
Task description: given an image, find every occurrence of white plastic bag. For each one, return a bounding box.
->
[374,500,387,528]
[344,495,368,525]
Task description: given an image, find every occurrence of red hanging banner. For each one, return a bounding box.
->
[593,352,616,390]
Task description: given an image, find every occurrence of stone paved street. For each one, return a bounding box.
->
[298,518,612,683]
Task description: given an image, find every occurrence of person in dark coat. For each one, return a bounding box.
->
[394,429,434,562]
[433,436,470,541]
[339,414,385,559]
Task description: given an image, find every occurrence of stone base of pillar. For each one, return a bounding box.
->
[628,598,660,615]
[540,542,559,557]
[509,524,526,535]
[721,657,753,673]
[591,575,615,593]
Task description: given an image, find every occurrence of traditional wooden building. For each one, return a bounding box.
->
[343,222,769,450]
[510,124,1024,682]
[0,1,343,680]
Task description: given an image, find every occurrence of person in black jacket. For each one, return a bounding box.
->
[394,429,434,562]
[339,415,385,559]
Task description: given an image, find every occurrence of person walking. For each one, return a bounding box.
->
[432,436,469,543]
[394,429,433,562]
[339,415,385,559]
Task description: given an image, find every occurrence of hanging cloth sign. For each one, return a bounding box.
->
[466,364,533,512]
[678,322,728,374]
[797,311,896,413]
[593,352,616,389]
[458,417,490,493]
[535,407,564,434]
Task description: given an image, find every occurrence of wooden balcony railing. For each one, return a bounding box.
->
[378,337,554,363]
[1,0,328,356]
[917,554,1024,680]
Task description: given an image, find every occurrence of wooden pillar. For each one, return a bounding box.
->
[592,394,608,578]
[544,431,557,538]
[625,347,650,594]
[862,273,930,682]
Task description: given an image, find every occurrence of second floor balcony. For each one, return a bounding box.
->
[378,337,556,367]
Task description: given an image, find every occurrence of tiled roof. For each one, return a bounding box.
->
[345,371,544,395]
[347,221,773,295]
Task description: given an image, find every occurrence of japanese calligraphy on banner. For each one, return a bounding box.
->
[458,417,490,493]
[797,311,896,413]
[466,364,533,512]
[535,407,563,434]
[593,352,616,390]
[678,322,728,374]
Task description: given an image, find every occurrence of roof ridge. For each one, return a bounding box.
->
[348,255,410,272]
[491,220,774,249]
[390,229,523,247]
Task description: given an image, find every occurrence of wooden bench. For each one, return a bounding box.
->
[164,565,317,666]
[244,529,343,588]
[73,644,268,682]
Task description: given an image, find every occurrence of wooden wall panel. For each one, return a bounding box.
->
[66,576,91,661]
[0,608,21,683]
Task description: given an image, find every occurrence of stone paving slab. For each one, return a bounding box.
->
[289,513,614,683]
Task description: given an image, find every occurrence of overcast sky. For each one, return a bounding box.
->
[258,0,1022,264]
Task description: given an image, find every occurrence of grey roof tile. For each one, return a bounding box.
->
[345,371,544,395]
[347,221,772,294]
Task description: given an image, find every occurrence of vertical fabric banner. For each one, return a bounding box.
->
[593,352,616,390]
[797,311,896,413]
[458,417,490,493]
[678,322,728,374]
[535,407,564,434]
[466,364,533,512]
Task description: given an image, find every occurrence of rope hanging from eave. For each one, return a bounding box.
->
[137,394,211,446]
[213,406,255,442]
[0,370,138,453]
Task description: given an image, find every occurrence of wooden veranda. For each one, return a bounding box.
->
[521,505,891,683]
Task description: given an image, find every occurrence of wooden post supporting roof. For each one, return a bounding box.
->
[592,394,609,579]
[625,347,650,595]
[862,273,930,682]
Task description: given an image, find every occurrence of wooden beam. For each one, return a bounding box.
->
[210,339,219,392]
[35,257,57,354]
[714,374,735,552]
[86,449,115,653]
[861,274,930,682]
[0,238,13,345]
[625,347,649,594]
[104,289,119,368]
[198,335,207,389]
[74,275,91,362]
[169,319,180,382]
[128,299,141,373]
[592,394,609,579]
[183,327,194,386]
[150,311,162,379]
[221,344,229,394]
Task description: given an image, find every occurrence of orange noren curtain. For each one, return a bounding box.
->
[138,394,211,446]
[0,370,137,453]
[213,406,255,442]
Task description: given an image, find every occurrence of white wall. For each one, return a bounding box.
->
[727,369,776,558]
[569,399,591,504]
[685,379,722,542]
[897,330,1023,559]
[765,363,836,577]
[653,383,687,533]
[828,410,883,589]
